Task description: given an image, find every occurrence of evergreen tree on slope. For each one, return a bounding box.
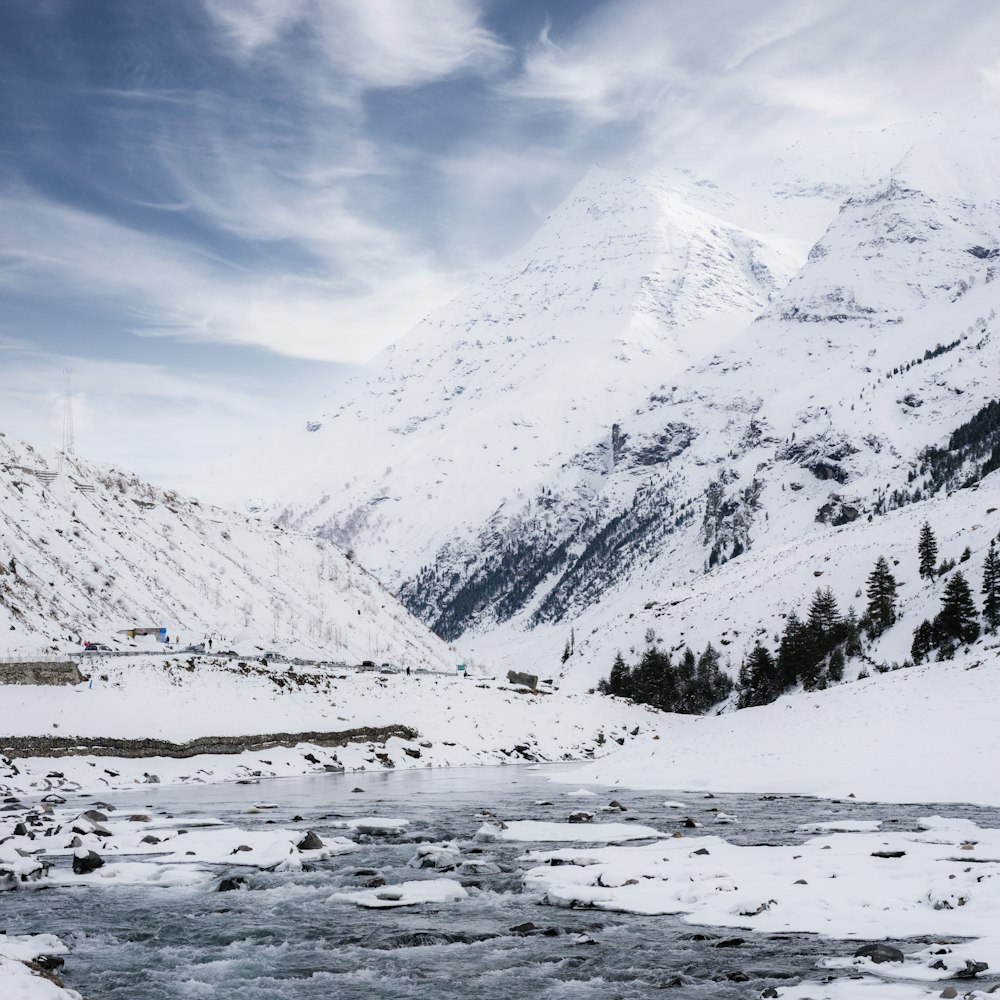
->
[983,541,1000,635]
[918,522,938,579]
[865,556,899,636]
[935,570,980,648]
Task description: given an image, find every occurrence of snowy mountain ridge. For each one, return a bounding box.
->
[251,167,802,572]
[0,433,454,670]
[237,131,999,686]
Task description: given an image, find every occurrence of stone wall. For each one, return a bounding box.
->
[0,661,84,686]
[0,724,419,759]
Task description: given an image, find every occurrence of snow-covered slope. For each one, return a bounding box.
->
[235,130,1000,691]
[0,433,453,670]
[245,167,801,578]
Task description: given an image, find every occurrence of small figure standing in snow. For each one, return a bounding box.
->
[406,666,411,676]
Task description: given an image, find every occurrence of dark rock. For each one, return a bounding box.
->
[510,922,539,935]
[608,799,627,811]
[854,943,904,964]
[683,817,699,828]
[217,876,250,892]
[361,875,387,888]
[507,670,538,688]
[714,938,746,948]
[303,753,320,764]
[297,830,324,851]
[80,809,108,823]
[72,850,104,875]
[351,787,365,793]
[726,971,750,982]
[12,823,28,837]
[33,955,65,972]
[762,989,780,999]
[871,850,906,859]
[381,931,499,949]
[954,959,989,979]
[568,811,593,823]
[692,848,711,856]
[140,835,161,845]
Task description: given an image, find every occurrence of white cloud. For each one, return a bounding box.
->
[507,0,1000,175]
[205,0,510,90]
[0,192,462,364]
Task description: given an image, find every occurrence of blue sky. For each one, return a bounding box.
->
[1,0,998,489]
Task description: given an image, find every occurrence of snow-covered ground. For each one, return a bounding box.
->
[0,654,663,797]
[0,933,79,1000]
[558,645,1000,807]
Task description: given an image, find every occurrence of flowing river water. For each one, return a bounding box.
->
[6,764,1000,999]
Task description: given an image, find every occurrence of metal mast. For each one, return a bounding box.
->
[60,367,75,470]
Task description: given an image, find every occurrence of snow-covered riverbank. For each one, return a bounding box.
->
[0,654,662,797]
[559,646,1000,808]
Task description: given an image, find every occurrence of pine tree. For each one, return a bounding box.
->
[807,587,842,647]
[918,522,938,579]
[935,571,980,647]
[692,643,732,712]
[736,643,780,709]
[607,652,631,698]
[982,542,1000,635]
[777,611,807,688]
[865,556,899,636]
[674,647,697,712]
[827,646,846,683]
[843,607,863,658]
[910,618,935,664]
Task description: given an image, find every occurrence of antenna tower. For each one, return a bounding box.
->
[61,368,75,469]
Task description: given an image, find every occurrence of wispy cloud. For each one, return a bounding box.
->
[507,0,1000,171]
[205,0,511,90]
[0,190,458,364]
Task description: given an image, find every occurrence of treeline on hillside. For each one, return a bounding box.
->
[597,632,732,714]
[598,523,1000,716]
[879,396,1000,513]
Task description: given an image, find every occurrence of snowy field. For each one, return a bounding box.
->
[0,654,662,796]
[560,645,1000,807]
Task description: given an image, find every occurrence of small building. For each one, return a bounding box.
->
[120,627,168,642]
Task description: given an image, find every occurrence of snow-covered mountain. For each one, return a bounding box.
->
[242,129,1000,686]
[249,166,801,570]
[0,433,454,670]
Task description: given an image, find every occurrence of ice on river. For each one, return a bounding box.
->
[476,819,670,843]
[329,877,468,909]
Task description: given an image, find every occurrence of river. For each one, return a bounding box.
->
[6,764,1000,998]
